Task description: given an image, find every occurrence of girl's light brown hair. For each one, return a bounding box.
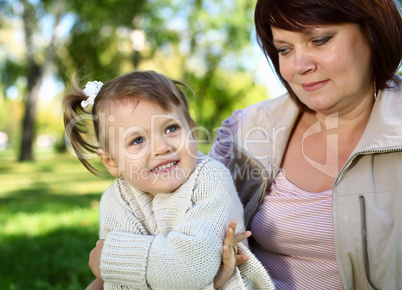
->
[63,70,195,175]
[255,0,402,111]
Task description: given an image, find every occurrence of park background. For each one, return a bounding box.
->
[0,0,401,289]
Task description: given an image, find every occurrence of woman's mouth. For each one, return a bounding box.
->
[301,80,329,92]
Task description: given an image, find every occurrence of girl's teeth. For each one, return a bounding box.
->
[153,161,177,172]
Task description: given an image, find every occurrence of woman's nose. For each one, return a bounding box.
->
[293,49,317,75]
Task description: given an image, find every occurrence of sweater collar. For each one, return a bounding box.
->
[115,153,207,235]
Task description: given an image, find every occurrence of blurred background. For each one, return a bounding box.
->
[0,0,282,288]
[0,0,400,288]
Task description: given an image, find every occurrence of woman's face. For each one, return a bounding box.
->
[272,23,373,115]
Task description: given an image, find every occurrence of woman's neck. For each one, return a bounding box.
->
[309,95,374,138]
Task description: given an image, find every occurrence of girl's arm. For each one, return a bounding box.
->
[88,222,251,289]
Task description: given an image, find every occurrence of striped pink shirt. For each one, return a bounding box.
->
[210,108,343,289]
[250,170,343,289]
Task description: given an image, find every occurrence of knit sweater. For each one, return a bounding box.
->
[98,153,274,289]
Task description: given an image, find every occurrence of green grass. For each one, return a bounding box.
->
[0,148,113,289]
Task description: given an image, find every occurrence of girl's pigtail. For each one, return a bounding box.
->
[62,79,101,175]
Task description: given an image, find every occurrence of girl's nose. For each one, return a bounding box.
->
[152,136,172,156]
[293,49,317,75]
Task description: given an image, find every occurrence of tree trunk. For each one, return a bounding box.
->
[19,64,42,161]
[18,0,64,161]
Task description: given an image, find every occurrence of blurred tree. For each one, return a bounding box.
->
[0,0,149,160]
[1,0,269,160]
[134,0,268,133]
[19,0,65,161]
[54,0,151,82]
[0,0,66,160]
[172,0,264,131]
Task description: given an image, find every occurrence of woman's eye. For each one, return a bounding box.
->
[131,137,144,145]
[277,48,290,56]
[312,36,332,46]
[166,125,179,134]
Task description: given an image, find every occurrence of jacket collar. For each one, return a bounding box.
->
[272,74,402,154]
[243,74,402,170]
[353,74,402,154]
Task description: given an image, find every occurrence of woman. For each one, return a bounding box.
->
[212,0,402,289]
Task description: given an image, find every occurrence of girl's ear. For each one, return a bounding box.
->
[98,149,119,177]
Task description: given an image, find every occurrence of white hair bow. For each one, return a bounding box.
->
[81,81,104,108]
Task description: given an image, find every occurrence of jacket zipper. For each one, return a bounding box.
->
[333,147,402,289]
[359,196,379,290]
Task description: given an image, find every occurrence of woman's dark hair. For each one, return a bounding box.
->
[63,70,195,175]
[255,0,402,111]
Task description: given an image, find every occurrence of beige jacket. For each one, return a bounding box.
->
[213,74,402,289]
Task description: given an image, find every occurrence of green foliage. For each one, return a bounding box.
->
[1,59,27,96]
[1,0,271,157]
[0,98,24,148]
[55,0,149,83]
[0,150,113,289]
[185,69,268,133]
[135,0,270,135]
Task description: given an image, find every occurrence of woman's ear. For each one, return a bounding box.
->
[98,149,119,177]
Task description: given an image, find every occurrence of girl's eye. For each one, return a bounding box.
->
[131,136,144,145]
[312,36,333,46]
[166,124,179,134]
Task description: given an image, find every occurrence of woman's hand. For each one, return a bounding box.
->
[213,220,251,289]
[89,239,105,283]
[86,278,104,290]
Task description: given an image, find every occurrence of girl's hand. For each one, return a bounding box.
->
[89,239,105,283]
[213,220,251,289]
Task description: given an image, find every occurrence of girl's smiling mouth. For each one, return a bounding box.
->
[150,161,179,173]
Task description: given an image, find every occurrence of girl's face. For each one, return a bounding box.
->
[102,100,198,196]
[272,23,373,115]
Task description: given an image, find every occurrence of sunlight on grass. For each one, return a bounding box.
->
[0,149,113,289]
[2,206,99,236]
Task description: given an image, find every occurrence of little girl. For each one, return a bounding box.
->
[63,71,274,289]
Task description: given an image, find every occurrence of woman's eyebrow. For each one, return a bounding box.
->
[273,39,288,45]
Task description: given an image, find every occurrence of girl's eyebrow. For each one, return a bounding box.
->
[124,130,143,141]
[157,115,181,126]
